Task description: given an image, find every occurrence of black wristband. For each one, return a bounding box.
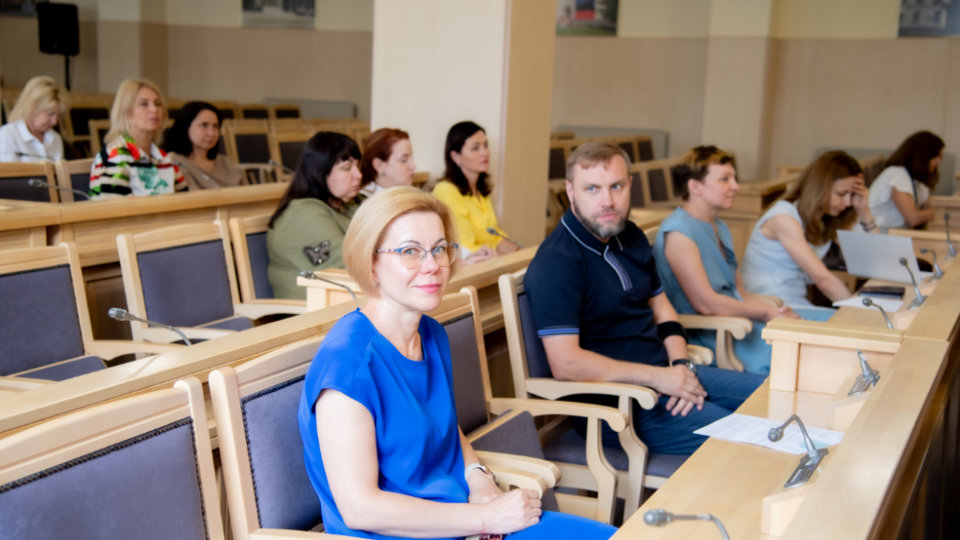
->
[657,320,687,342]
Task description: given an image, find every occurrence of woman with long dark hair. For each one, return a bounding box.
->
[432,121,517,266]
[868,131,944,229]
[163,101,244,190]
[741,151,877,319]
[267,131,363,299]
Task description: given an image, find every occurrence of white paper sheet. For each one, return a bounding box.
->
[832,296,903,312]
[693,414,845,455]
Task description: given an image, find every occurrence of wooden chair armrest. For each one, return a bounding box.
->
[0,376,52,394]
[140,326,235,344]
[474,451,560,487]
[523,379,658,409]
[485,466,547,496]
[744,293,783,308]
[234,301,308,320]
[687,344,714,365]
[85,340,184,360]
[487,397,628,431]
[251,530,353,539]
[677,314,751,338]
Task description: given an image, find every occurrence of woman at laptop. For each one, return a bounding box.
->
[868,131,944,230]
[741,151,878,320]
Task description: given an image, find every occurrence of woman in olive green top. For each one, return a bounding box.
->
[267,132,363,299]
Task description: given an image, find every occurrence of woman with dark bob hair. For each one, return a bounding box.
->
[163,101,244,190]
[267,131,363,299]
[432,121,517,266]
[868,131,945,229]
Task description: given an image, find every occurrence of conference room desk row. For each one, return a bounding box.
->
[618,257,960,539]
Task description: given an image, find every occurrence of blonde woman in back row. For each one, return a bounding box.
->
[0,76,67,163]
[88,79,185,199]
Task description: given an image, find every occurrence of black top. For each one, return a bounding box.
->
[525,210,669,368]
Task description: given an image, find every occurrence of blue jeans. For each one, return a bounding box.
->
[576,366,765,456]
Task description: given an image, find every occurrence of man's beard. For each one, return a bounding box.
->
[571,198,627,240]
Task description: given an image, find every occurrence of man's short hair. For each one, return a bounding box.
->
[671,145,735,201]
[566,141,631,183]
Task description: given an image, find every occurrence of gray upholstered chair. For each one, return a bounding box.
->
[54,158,94,203]
[228,213,308,308]
[452,286,629,525]
[0,377,225,540]
[0,162,59,202]
[117,221,306,344]
[0,242,180,381]
[209,291,554,540]
[499,270,720,521]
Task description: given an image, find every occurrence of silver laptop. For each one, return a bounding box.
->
[836,230,922,283]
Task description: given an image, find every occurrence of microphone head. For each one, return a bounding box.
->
[107,307,128,321]
[27,179,43,187]
[899,257,908,266]
[945,212,950,221]
[920,247,929,254]
[862,297,873,307]
[768,427,784,442]
[643,509,670,526]
[486,227,497,235]
[299,270,314,279]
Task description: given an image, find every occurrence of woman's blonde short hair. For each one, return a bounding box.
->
[9,76,68,123]
[344,186,460,297]
[106,79,166,144]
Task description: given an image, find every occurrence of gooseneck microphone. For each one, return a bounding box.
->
[172,160,219,190]
[643,508,731,540]
[899,257,926,309]
[16,151,53,161]
[27,178,90,200]
[268,159,296,175]
[769,414,828,488]
[919,248,943,280]
[861,297,893,329]
[945,213,957,259]
[107,308,192,346]
[848,349,881,396]
[299,270,357,300]
[485,227,524,249]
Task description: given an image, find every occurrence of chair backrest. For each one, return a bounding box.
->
[859,153,887,187]
[0,377,224,540]
[442,292,492,435]
[60,96,111,140]
[207,101,239,120]
[272,104,301,119]
[87,119,111,156]
[222,119,272,164]
[117,222,241,339]
[548,140,568,180]
[0,162,58,202]
[54,158,94,202]
[630,156,684,208]
[228,214,275,301]
[0,243,93,377]
[499,269,554,399]
[271,131,312,174]
[240,104,270,120]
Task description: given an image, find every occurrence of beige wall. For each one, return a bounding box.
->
[0,17,100,93]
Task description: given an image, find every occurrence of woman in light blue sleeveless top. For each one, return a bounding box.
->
[300,187,615,540]
[654,146,800,375]
[741,151,879,321]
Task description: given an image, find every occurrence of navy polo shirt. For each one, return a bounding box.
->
[525,210,669,368]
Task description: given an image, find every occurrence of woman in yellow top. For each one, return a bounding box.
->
[433,121,519,266]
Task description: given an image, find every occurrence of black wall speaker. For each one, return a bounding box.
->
[37,3,79,57]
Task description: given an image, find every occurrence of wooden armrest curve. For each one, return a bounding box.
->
[487,397,629,430]
[474,451,560,487]
[524,379,658,410]
[678,314,751,338]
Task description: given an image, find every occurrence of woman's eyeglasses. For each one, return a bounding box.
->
[376,244,459,269]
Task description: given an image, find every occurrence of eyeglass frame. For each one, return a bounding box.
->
[375,243,460,269]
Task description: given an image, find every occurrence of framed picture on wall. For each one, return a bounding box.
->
[556,0,618,36]
[899,0,960,37]
[243,0,315,29]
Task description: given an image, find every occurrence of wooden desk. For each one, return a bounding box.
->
[51,183,286,267]
[628,208,672,232]
[927,195,960,233]
[299,246,539,334]
[0,200,59,250]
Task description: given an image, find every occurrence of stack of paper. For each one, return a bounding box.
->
[693,414,845,455]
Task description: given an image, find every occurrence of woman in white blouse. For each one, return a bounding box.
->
[0,76,66,163]
[868,131,944,229]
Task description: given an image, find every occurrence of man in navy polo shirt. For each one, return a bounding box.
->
[525,141,765,456]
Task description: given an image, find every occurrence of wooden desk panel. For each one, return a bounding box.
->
[0,200,59,250]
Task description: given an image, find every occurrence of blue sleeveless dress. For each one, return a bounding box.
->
[653,207,772,375]
[298,310,615,539]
